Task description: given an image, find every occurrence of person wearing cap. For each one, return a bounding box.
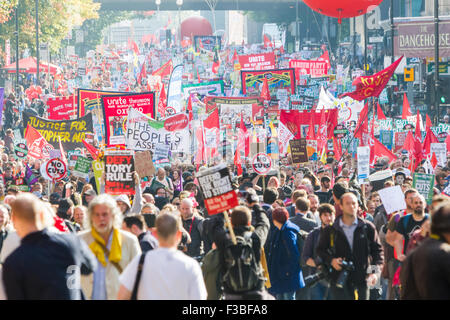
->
[82,188,97,207]
[267,207,305,300]
[114,172,142,216]
[400,201,450,299]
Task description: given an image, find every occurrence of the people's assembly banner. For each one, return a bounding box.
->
[289,60,328,80]
[194,35,221,52]
[241,68,296,96]
[77,89,124,144]
[46,95,77,120]
[101,92,155,147]
[126,108,190,154]
[105,151,135,195]
[196,163,239,215]
[238,52,276,71]
[23,112,93,151]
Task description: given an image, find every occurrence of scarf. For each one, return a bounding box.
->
[89,227,122,268]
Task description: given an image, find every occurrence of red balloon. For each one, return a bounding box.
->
[303,0,383,23]
[180,16,213,40]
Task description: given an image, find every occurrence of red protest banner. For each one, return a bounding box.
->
[101,92,155,147]
[289,59,328,79]
[105,151,135,195]
[238,52,276,70]
[47,95,77,120]
[196,164,239,215]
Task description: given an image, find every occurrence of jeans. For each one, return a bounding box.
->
[275,291,296,300]
[330,282,369,300]
[310,282,329,300]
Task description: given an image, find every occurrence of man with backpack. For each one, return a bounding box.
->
[204,205,272,300]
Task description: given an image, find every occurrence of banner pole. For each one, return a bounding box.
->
[223,210,237,245]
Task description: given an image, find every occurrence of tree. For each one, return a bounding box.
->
[0,0,17,24]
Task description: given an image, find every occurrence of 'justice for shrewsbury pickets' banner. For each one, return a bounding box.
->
[241,68,296,96]
[23,112,93,150]
[101,92,155,147]
[126,108,190,154]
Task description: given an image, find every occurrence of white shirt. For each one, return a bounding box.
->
[119,247,207,300]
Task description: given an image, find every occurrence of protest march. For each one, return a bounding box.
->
[0,0,449,304]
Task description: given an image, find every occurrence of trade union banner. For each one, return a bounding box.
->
[181,81,224,100]
[101,92,155,147]
[126,108,190,154]
[289,59,328,80]
[238,52,276,70]
[394,19,450,58]
[194,35,221,52]
[241,68,296,96]
[23,111,93,150]
[46,95,77,120]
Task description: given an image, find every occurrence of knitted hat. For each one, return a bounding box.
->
[272,207,289,224]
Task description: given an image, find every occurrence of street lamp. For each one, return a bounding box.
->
[176,0,183,46]
[36,0,39,85]
[155,0,161,23]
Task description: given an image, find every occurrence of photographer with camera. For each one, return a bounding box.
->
[316,193,384,300]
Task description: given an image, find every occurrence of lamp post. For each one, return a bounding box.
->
[434,0,440,123]
[15,5,19,93]
[36,0,40,85]
[155,0,161,17]
[176,0,183,46]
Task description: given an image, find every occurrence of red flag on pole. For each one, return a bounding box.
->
[402,93,413,119]
[158,84,167,118]
[426,114,433,129]
[82,139,99,160]
[430,152,438,169]
[415,110,422,142]
[422,127,439,156]
[25,125,54,159]
[373,138,397,163]
[260,78,271,101]
[377,103,387,120]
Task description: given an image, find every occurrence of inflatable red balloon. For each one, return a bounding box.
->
[180,16,213,40]
[303,0,383,23]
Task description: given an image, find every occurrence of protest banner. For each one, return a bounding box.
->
[154,143,170,160]
[166,65,184,115]
[126,108,190,154]
[23,112,93,150]
[278,122,295,155]
[238,52,276,70]
[290,139,308,164]
[101,92,155,147]
[241,68,296,96]
[181,81,224,100]
[92,160,104,193]
[357,146,371,184]
[46,158,67,181]
[306,140,318,160]
[0,88,4,124]
[72,156,91,178]
[105,151,135,195]
[46,95,77,120]
[13,139,28,160]
[194,35,221,52]
[134,151,155,178]
[394,131,408,153]
[413,173,435,204]
[369,169,394,192]
[24,125,54,159]
[430,143,447,167]
[289,60,328,80]
[378,185,407,214]
[196,163,239,215]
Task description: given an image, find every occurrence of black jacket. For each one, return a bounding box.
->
[2,228,97,300]
[316,216,384,286]
[182,215,205,258]
[138,231,159,253]
[204,204,270,294]
[400,237,450,300]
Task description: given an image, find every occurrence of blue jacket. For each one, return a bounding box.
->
[267,220,305,294]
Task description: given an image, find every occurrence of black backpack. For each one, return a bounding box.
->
[222,232,263,293]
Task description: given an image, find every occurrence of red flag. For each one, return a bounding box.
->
[158,84,167,118]
[203,107,219,130]
[237,113,250,157]
[306,115,315,140]
[194,127,206,166]
[212,50,220,74]
[426,114,433,129]
[415,110,422,142]
[404,131,416,152]
[354,103,369,141]
[422,127,439,156]
[234,149,243,176]
[129,39,140,55]
[333,138,342,161]
[187,94,193,113]
[152,60,173,78]
[25,125,54,159]
[446,131,450,152]
[82,139,99,160]
[318,50,331,70]
[317,110,328,151]
[260,78,271,101]
[263,34,273,48]
[340,56,403,101]
[58,136,67,164]
[232,49,238,63]
[280,45,285,54]
[369,105,376,163]
[402,93,413,119]
[431,152,438,169]
[374,138,397,163]
[137,62,147,84]
[377,103,387,120]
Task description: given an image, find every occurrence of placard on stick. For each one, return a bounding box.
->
[378,185,406,215]
[134,151,155,178]
[196,164,239,215]
[290,139,308,164]
[105,151,135,195]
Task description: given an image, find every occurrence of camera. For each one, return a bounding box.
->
[335,260,355,289]
[303,264,332,288]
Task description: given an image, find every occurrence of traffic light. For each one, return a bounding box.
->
[441,95,446,104]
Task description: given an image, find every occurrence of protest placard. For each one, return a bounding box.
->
[357,146,370,184]
[92,160,104,193]
[378,186,407,214]
[413,173,435,204]
[290,139,308,164]
[73,156,91,178]
[105,151,135,195]
[134,151,155,178]
[196,164,239,215]
[430,143,447,167]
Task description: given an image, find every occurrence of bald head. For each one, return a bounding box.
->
[180,198,194,220]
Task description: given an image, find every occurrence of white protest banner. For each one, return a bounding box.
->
[357,146,370,184]
[126,108,190,154]
[430,143,447,167]
[278,121,294,155]
[378,185,407,215]
[154,143,170,160]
